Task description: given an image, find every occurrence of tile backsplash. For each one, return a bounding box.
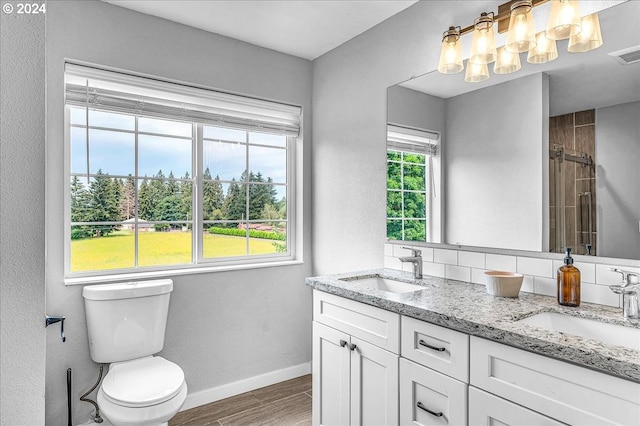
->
[384,243,640,308]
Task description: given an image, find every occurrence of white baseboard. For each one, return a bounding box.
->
[180,362,312,411]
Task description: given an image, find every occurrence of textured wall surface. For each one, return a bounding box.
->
[596,101,640,258]
[45,1,312,424]
[0,4,47,425]
[311,0,498,275]
[445,73,546,251]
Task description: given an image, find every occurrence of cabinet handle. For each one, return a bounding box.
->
[419,339,445,352]
[417,401,443,417]
[349,344,357,351]
[340,340,348,348]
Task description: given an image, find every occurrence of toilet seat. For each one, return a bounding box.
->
[102,356,185,408]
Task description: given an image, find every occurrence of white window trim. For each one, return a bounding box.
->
[63,64,302,284]
[386,123,442,244]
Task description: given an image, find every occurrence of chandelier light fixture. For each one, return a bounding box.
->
[437,0,603,82]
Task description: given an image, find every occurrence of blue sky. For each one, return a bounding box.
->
[70,107,287,184]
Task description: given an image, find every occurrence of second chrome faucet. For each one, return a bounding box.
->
[399,247,423,279]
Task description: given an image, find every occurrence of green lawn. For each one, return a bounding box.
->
[71,230,282,272]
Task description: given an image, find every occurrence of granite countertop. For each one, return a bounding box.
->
[306,268,640,383]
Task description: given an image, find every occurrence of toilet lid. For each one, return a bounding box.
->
[102,357,185,408]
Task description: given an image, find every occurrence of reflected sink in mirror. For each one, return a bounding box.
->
[340,275,425,294]
[518,312,640,351]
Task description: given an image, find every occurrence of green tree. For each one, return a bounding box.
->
[70,176,93,239]
[88,170,120,237]
[180,171,193,222]
[203,168,224,220]
[223,179,245,224]
[138,178,152,220]
[119,175,136,220]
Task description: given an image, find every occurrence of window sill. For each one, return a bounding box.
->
[64,259,304,286]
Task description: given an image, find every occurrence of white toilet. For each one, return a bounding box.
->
[83,279,187,426]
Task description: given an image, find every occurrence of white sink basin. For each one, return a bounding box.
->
[519,312,640,351]
[340,276,425,294]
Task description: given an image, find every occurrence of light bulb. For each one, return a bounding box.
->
[568,13,603,53]
[506,1,536,53]
[527,31,559,63]
[547,0,581,40]
[464,61,489,83]
[438,27,464,74]
[494,46,521,74]
[469,13,497,64]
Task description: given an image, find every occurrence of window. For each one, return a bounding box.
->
[386,124,439,242]
[65,64,300,277]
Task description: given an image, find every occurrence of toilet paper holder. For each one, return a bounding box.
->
[45,315,66,342]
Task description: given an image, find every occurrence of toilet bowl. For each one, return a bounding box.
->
[82,280,186,426]
[97,356,187,426]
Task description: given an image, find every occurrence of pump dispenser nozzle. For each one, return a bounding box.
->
[563,247,574,265]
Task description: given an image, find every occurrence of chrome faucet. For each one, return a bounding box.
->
[608,268,639,319]
[399,247,422,279]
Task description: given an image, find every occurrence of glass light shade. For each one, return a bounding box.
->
[438,27,464,74]
[464,61,489,83]
[505,1,536,53]
[494,46,521,74]
[527,31,559,63]
[546,0,581,40]
[568,13,603,53]
[469,13,497,64]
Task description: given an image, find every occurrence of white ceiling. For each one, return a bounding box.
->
[103,0,418,60]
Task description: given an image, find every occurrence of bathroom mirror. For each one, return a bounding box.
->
[387,1,640,260]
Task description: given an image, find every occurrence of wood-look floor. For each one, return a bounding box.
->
[170,375,312,426]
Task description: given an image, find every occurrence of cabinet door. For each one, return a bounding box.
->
[468,387,564,426]
[399,358,467,426]
[313,322,351,426]
[350,336,399,426]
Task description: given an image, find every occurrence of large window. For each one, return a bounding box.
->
[65,64,300,277]
[386,125,438,242]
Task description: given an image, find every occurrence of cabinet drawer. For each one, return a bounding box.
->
[470,336,640,425]
[469,387,563,426]
[400,358,467,426]
[401,316,469,383]
[313,290,400,353]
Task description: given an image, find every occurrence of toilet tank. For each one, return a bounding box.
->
[83,279,173,363]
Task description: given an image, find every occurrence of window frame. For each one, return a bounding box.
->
[386,124,440,244]
[63,94,299,283]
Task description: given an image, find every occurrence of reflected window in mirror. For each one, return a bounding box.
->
[386,125,439,242]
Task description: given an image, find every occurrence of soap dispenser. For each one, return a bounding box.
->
[558,247,580,307]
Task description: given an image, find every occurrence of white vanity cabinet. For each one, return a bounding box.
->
[311,289,640,426]
[399,316,470,426]
[312,291,400,426]
[470,336,640,426]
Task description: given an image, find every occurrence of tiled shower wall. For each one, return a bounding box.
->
[384,243,640,309]
[549,110,597,256]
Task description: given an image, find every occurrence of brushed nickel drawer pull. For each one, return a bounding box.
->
[417,401,443,417]
[419,339,445,352]
[340,339,348,348]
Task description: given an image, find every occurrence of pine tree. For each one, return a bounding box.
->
[180,171,193,222]
[138,178,152,221]
[88,170,120,237]
[202,168,225,220]
[119,175,136,220]
[70,176,93,239]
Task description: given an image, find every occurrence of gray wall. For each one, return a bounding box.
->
[596,101,640,258]
[312,0,499,275]
[45,1,312,424]
[445,73,547,251]
[0,6,47,426]
[387,85,445,132]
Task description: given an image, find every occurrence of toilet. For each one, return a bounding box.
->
[83,279,187,426]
